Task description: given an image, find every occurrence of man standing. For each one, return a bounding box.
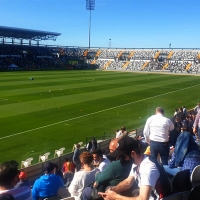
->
[73,144,81,171]
[194,103,200,114]
[193,109,200,138]
[143,107,174,165]
[116,127,127,138]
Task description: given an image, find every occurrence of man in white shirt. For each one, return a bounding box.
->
[92,149,110,172]
[143,107,174,165]
[116,127,127,138]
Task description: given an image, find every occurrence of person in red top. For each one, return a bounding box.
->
[62,158,75,173]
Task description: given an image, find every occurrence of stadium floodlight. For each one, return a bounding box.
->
[86,0,95,49]
[109,39,111,48]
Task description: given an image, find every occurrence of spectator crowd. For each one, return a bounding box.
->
[1,103,200,200]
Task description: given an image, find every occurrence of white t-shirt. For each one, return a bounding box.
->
[116,131,123,138]
[68,168,99,198]
[98,157,110,172]
[143,113,174,143]
[129,156,160,200]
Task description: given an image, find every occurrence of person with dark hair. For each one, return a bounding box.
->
[54,163,64,180]
[98,135,171,200]
[86,138,98,152]
[68,152,99,198]
[143,107,174,165]
[81,137,134,200]
[0,160,31,200]
[32,162,65,200]
[164,124,200,176]
[73,144,81,172]
[92,149,110,172]
[169,122,181,148]
[176,107,185,123]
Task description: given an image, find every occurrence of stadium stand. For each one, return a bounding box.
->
[2,27,200,200]
[1,31,200,73]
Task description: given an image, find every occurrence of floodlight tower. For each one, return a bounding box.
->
[86,0,95,49]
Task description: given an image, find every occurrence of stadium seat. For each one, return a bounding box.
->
[21,157,33,168]
[171,169,192,193]
[39,152,50,162]
[72,142,84,151]
[54,147,65,157]
[59,197,75,200]
[188,185,200,200]
[190,165,200,187]
[160,192,183,200]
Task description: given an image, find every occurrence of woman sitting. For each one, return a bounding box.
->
[68,151,99,198]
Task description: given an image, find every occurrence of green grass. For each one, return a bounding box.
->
[0,70,199,164]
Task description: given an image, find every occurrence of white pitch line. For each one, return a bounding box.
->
[0,83,200,140]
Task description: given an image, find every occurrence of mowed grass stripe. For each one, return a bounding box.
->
[0,81,199,163]
[1,75,199,118]
[1,72,198,97]
[0,71,199,163]
[0,70,193,85]
[1,80,196,137]
[0,72,174,89]
[0,74,190,105]
[0,71,141,83]
[1,82,199,139]
[0,73,179,96]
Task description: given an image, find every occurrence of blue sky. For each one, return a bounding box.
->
[0,0,199,48]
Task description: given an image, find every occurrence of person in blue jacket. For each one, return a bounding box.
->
[32,162,65,200]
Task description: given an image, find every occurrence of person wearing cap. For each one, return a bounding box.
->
[98,135,171,200]
[143,107,174,165]
[0,160,32,200]
[14,171,30,188]
[81,137,133,200]
[32,161,65,200]
[163,124,200,176]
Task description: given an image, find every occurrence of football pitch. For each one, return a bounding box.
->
[0,70,200,164]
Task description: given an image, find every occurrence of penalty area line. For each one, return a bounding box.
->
[0,83,200,140]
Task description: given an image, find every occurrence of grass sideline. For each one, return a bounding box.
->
[0,70,199,164]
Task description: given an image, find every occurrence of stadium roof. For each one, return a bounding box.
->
[0,26,61,41]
